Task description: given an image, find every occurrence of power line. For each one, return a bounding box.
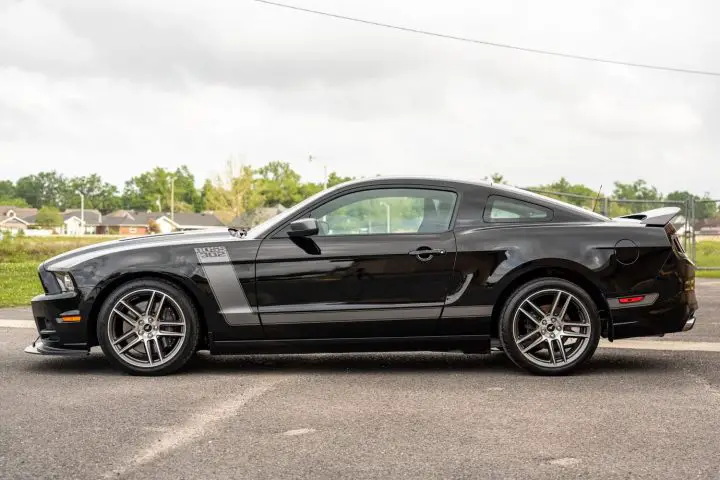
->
[251,0,720,77]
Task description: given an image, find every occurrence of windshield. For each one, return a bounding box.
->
[244,183,347,239]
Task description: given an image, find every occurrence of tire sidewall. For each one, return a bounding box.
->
[499,277,601,375]
[97,278,200,376]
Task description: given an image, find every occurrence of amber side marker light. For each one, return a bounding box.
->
[618,295,646,305]
[59,315,82,323]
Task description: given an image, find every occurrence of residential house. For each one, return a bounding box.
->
[98,211,226,235]
[0,206,38,233]
[231,204,287,229]
[62,209,102,235]
[96,212,149,235]
[22,209,102,235]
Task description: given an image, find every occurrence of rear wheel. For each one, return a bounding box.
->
[97,279,200,376]
[499,278,600,375]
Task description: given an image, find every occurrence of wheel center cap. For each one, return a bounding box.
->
[143,324,152,332]
[547,324,555,332]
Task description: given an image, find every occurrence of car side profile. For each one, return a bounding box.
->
[25,177,698,375]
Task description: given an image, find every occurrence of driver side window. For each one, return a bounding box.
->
[309,188,457,236]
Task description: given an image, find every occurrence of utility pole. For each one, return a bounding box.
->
[380,201,391,233]
[77,191,85,236]
[169,176,176,221]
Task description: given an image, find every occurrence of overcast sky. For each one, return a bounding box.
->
[1,0,719,196]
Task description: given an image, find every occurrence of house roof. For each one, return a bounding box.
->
[23,209,103,225]
[99,211,225,227]
[165,212,225,227]
[0,216,29,226]
[63,209,102,224]
[0,206,38,219]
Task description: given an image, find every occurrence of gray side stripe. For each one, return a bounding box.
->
[261,302,443,313]
[442,305,493,318]
[195,246,260,326]
[607,293,659,310]
[262,307,442,325]
[445,273,474,304]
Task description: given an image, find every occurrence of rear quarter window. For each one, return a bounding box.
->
[483,195,553,223]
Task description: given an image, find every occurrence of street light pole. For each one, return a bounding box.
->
[169,176,175,221]
[380,201,390,233]
[77,191,85,236]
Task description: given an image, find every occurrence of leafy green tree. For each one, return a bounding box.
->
[483,173,507,184]
[35,206,63,227]
[611,179,662,215]
[15,171,68,208]
[123,166,197,212]
[0,180,16,199]
[666,191,717,222]
[531,177,599,209]
[64,174,122,213]
[0,196,29,207]
[327,172,353,188]
[255,161,303,206]
[204,161,265,223]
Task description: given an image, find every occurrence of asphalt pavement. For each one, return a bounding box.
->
[1,282,719,479]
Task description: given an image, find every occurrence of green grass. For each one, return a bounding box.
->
[695,240,720,268]
[0,235,112,263]
[0,261,43,307]
[0,235,116,307]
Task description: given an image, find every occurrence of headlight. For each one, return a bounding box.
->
[54,272,76,292]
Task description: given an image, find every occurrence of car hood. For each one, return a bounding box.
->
[43,229,236,271]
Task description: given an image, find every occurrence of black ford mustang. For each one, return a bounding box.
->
[25,177,697,375]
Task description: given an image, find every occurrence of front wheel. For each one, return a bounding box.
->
[97,279,200,376]
[499,278,600,375]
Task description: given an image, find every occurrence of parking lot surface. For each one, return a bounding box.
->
[1,281,719,479]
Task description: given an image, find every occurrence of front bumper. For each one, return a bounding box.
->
[25,337,88,356]
[25,291,90,356]
[682,315,696,332]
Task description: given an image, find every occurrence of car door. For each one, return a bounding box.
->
[254,186,459,339]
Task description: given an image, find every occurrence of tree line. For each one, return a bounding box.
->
[0,160,353,224]
[1,163,716,225]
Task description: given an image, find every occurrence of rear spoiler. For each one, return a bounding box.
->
[613,207,681,227]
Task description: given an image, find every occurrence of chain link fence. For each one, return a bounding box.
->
[524,188,720,271]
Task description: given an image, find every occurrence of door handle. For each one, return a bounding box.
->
[408,248,446,261]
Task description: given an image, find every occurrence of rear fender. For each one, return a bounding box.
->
[490,259,613,338]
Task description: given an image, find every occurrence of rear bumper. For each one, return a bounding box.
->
[25,292,90,355]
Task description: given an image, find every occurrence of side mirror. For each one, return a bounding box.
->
[288,218,319,237]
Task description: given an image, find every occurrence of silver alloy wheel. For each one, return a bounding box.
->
[107,289,187,368]
[512,288,592,368]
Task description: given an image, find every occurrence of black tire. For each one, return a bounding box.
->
[97,278,200,376]
[498,277,600,375]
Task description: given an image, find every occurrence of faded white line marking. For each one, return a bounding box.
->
[103,378,285,478]
[0,320,35,329]
[600,340,720,353]
[282,428,315,436]
[548,458,581,467]
[686,373,720,399]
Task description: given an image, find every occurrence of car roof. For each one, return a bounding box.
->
[338,176,608,222]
